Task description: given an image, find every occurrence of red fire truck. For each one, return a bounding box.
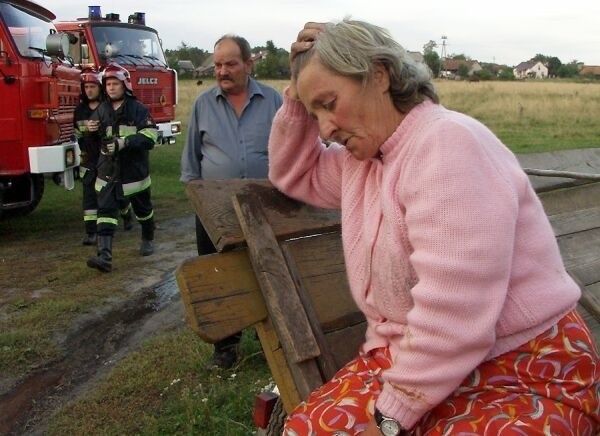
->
[0,0,80,218]
[55,6,181,145]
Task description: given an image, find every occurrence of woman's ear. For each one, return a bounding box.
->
[373,62,390,92]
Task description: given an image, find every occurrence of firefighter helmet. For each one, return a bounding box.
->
[80,67,101,85]
[80,67,102,101]
[102,62,133,95]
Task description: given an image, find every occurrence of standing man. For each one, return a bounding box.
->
[73,68,103,245]
[74,68,133,246]
[180,35,283,369]
[87,62,158,273]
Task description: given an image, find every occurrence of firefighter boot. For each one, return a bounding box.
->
[121,206,133,231]
[140,220,155,256]
[87,235,113,272]
[82,220,97,245]
[82,233,97,245]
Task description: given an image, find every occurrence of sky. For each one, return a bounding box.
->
[41,0,600,67]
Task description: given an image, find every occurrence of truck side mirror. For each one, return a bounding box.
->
[46,32,70,58]
[81,44,89,61]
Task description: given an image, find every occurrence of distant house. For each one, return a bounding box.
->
[440,59,482,79]
[177,60,195,76]
[579,65,600,78]
[513,61,548,79]
[194,54,214,78]
[251,50,268,62]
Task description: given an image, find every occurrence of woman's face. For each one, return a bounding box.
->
[296,57,398,160]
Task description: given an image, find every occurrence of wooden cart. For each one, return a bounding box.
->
[175,149,600,431]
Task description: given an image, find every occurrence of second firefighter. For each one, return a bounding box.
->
[87,62,158,273]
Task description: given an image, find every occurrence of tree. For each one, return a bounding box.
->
[423,40,437,54]
[557,62,579,78]
[422,40,440,77]
[164,41,210,71]
[457,63,470,78]
[547,57,562,77]
[474,68,493,81]
[423,50,441,77]
[498,68,515,81]
[253,40,290,79]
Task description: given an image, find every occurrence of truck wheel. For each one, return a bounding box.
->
[1,174,45,218]
[265,397,286,436]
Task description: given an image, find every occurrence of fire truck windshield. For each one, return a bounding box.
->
[92,24,167,67]
[0,2,55,58]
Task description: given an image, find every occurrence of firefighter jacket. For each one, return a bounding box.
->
[95,97,158,196]
[73,102,101,171]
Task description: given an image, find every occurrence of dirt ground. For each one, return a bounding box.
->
[0,214,198,435]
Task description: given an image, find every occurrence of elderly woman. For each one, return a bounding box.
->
[268,20,599,435]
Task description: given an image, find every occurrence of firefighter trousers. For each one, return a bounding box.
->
[82,168,98,234]
[96,182,154,238]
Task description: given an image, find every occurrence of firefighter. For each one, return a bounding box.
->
[74,68,133,246]
[87,62,158,273]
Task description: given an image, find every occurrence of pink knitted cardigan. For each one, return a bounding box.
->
[268,94,580,428]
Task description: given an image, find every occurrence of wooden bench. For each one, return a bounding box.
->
[176,156,600,416]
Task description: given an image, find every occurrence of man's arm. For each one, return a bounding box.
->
[180,102,203,183]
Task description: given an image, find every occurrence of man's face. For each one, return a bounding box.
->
[105,77,125,101]
[213,39,252,95]
[84,82,101,101]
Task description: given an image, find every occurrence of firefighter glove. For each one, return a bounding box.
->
[106,137,126,155]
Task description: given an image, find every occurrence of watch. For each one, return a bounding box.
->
[374,408,405,436]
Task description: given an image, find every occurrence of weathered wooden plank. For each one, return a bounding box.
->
[571,269,600,323]
[518,148,600,192]
[233,191,325,400]
[281,233,363,331]
[325,322,367,370]
[580,281,600,324]
[557,228,600,286]
[282,243,339,381]
[538,182,600,216]
[254,317,302,413]
[547,206,600,237]
[175,251,267,343]
[569,273,600,346]
[185,179,340,251]
[232,193,321,362]
[578,303,600,348]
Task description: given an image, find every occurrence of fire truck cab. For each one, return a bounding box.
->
[0,0,80,218]
[55,6,181,145]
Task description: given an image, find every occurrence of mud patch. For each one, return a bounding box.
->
[0,273,185,435]
[0,214,198,435]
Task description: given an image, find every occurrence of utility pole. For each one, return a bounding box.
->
[440,35,448,60]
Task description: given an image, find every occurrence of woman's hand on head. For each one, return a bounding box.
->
[288,22,326,100]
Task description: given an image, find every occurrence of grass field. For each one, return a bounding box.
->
[2,78,599,435]
[434,80,600,152]
[183,78,600,153]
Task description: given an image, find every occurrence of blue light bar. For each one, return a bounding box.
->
[88,5,101,20]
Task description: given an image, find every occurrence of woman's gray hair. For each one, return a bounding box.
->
[294,19,439,113]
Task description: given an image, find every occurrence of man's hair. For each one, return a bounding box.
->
[294,19,439,113]
[214,34,252,62]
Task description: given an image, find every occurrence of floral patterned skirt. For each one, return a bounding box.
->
[283,310,599,435]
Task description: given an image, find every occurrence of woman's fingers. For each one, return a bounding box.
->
[288,22,327,100]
